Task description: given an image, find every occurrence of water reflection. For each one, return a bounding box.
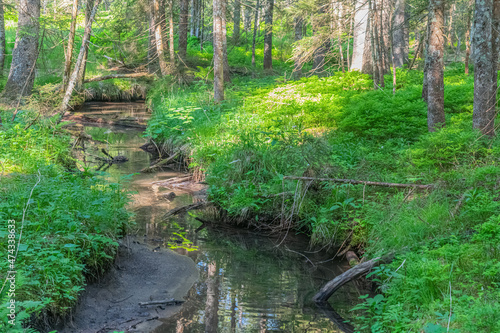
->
[72,102,366,333]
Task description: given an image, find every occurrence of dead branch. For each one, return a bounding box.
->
[283,176,433,189]
[313,253,394,303]
[152,174,193,186]
[141,151,181,173]
[138,299,184,306]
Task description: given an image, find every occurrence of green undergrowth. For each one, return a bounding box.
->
[146,63,500,332]
[0,110,130,331]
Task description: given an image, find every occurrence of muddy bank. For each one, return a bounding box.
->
[58,240,198,333]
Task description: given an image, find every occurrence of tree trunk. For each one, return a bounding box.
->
[222,1,231,82]
[179,0,189,62]
[243,1,252,32]
[369,0,380,87]
[372,0,384,87]
[147,1,158,74]
[233,0,241,43]
[263,0,273,70]
[293,16,303,77]
[465,0,473,75]
[426,0,445,131]
[351,0,369,72]
[169,0,175,67]
[0,0,6,77]
[60,0,101,115]
[153,0,169,76]
[63,0,78,90]
[337,2,345,72]
[393,0,405,68]
[473,0,496,136]
[190,0,196,36]
[213,0,225,101]
[3,0,41,98]
[251,0,260,68]
[76,0,94,91]
[447,3,455,47]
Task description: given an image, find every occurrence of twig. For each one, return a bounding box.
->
[138,299,184,306]
[284,246,316,267]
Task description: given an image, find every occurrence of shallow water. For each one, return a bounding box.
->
[75,102,366,333]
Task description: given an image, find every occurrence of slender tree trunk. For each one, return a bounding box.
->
[61,0,101,114]
[369,0,379,87]
[213,0,225,101]
[422,14,431,101]
[491,0,500,114]
[179,0,189,62]
[426,0,445,131]
[465,0,473,75]
[147,1,158,73]
[351,0,369,72]
[63,0,78,90]
[0,0,6,77]
[3,0,41,98]
[251,0,260,68]
[393,0,405,68]
[446,3,455,47]
[200,0,204,50]
[293,16,303,77]
[244,1,252,32]
[380,0,390,74]
[169,0,175,67]
[234,0,241,43]
[222,1,231,82]
[263,0,273,70]
[372,0,384,87]
[190,0,196,36]
[76,0,94,91]
[337,3,345,72]
[153,0,169,75]
[473,0,496,136]
[403,3,409,63]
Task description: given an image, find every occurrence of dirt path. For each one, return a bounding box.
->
[58,238,198,333]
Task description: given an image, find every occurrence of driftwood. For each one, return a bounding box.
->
[141,152,181,172]
[138,299,184,307]
[84,72,154,84]
[284,176,432,190]
[313,253,394,303]
[162,202,209,219]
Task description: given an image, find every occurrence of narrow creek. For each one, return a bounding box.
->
[66,102,367,333]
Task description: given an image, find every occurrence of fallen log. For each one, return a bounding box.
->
[313,253,394,303]
[284,176,432,189]
[84,72,154,84]
[162,202,209,220]
[138,299,184,307]
[141,151,180,172]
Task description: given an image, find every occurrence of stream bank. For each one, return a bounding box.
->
[61,101,369,332]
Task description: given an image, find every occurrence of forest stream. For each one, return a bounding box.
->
[61,102,367,333]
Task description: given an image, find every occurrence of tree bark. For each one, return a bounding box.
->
[3,0,41,98]
[169,0,175,67]
[426,0,445,131]
[263,0,273,70]
[393,0,405,68]
[473,0,496,136]
[465,0,473,75]
[222,2,231,82]
[213,0,225,101]
[147,1,158,73]
[60,0,101,115]
[243,0,252,32]
[153,0,169,76]
[351,0,370,72]
[293,16,303,77]
[76,0,94,91]
[251,0,260,68]
[63,0,78,90]
[0,0,6,77]
[233,0,241,43]
[179,0,189,62]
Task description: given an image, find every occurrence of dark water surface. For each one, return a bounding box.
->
[75,102,366,333]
